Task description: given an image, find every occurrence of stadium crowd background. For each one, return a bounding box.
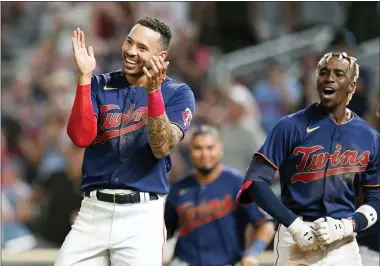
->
[1,1,379,264]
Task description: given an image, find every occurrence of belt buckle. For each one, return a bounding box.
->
[113,193,125,204]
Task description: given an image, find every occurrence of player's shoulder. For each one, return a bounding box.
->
[287,102,320,124]
[352,113,380,135]
[274,102,321,132]
[351,113,380,144]
[162,76,193,94]
[91,70,124,90]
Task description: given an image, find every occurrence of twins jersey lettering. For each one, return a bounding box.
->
[81,70,195,194]
[256,103,380,219]
[165,167,269,265]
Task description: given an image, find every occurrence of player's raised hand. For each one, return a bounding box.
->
[72,28,96,76]
[287,217,325,251]
[313,217,354,245]
[142,55,169,93]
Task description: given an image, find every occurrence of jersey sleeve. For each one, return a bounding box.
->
[164,187,179,238]
[165,85,195,137]
[255,116,301,170]
[361,134,380,187]
[90,75,101,117]
[241,203,269,226]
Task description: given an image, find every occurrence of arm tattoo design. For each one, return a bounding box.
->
[147,113,183,158]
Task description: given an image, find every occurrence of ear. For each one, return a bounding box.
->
[348,81,356,94]
[158,51,168,60]
[219,142,224,157]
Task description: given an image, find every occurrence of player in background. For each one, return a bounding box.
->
[236,52,380,265]
[165,125,274,266]
[55,17,195,266]
[356,102,380,266]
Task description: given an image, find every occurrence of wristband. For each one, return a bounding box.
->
[148,89,165,117]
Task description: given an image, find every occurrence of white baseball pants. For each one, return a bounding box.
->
[274,221,363,266]
[54,189,166,266]
[359,245,379,266]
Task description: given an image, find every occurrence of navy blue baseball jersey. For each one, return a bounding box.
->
[80,70,195,194]
[165,167,269,266]
[254,102,380,220]
[355,127,380,252]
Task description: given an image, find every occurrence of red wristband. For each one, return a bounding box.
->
[148,90,165,117]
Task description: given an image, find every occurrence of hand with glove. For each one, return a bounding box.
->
[313,217,354,245]
[286,217,326,251]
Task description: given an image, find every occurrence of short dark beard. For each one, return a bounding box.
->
[125,71,144,78]
[196,163,219,176]
[197,167,214,176]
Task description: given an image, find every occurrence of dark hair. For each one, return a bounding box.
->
[192,124,219,140]
[136,17,172,50]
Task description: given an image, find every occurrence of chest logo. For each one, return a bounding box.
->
[291,145,370,184]
[306,126,320,133]
[176,194,236,236]
[93,104,148,144]
[103,85,118,91]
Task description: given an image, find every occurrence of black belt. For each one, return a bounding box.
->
[84,190,158,204]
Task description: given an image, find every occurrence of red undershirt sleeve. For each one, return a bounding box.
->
[67,84,98,147]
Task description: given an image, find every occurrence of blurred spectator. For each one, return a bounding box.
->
[16,145,84,247]
[167,23,211,99]
[296,52,320,110]
[252,60,302,132]
[2,156,37,251]
[219,84,266,173]
[254,2,302,42]
[345,2,380,43]
[133,2,190,41]
[299,2,348,28]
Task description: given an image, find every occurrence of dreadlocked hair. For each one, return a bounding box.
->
[316,52,360,105]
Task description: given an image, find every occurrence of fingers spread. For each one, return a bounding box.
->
[72,30,79,51]
[143,67,152,79]
[153,56,163,73]
[81,30,86,48]
[150,59,159,74]
[76,28,81,49]
[159,56,169,75]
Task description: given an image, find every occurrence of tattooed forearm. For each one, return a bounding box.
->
[147,114,183,159]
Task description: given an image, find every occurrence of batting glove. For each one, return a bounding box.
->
[286,217,325,251]
[313,217,354,245]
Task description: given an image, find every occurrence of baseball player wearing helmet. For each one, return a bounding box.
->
[236,52,380,266]
[55,17,195,266]
[165,125,275,266]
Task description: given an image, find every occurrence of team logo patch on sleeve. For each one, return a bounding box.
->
[182,108,192,127]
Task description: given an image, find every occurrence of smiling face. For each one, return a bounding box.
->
[316,54,356,110]
[121,24,167,77]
